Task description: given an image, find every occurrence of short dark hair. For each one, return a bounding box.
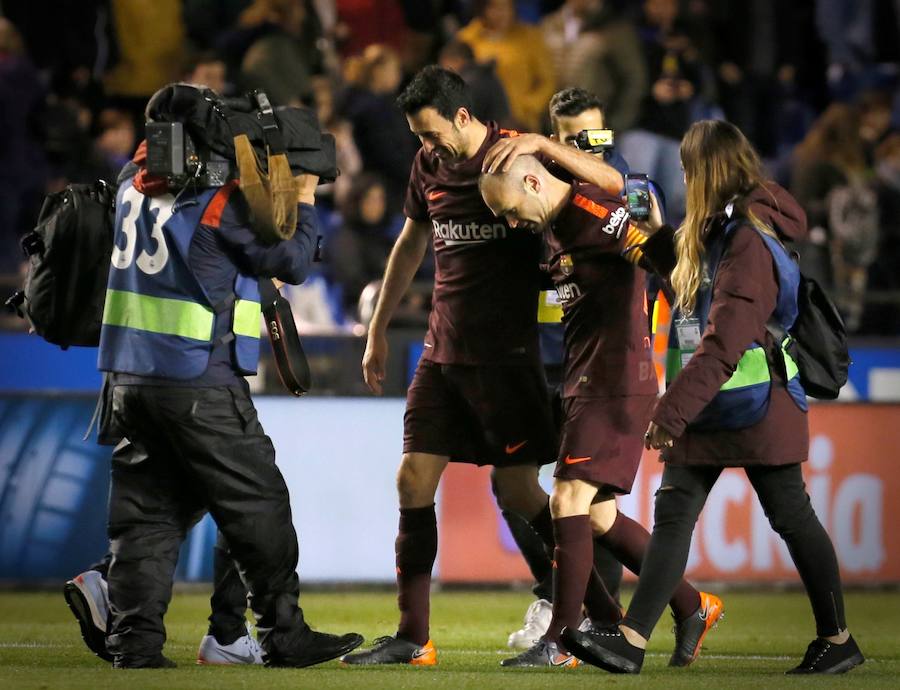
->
[549,87,605,121]
[396,65,473,121]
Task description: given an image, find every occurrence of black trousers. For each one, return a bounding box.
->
[106,384,308,662]
[623,463,846,639]
[209,532,253,644]
[92,525,250,646]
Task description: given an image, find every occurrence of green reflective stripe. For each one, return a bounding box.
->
[783,338,800,380]
[667,346,772,390]
[665,348,682,384]
[103,289,213,341]
[669,344,800,390]
[720,348,770,391]
[234,299,261,339]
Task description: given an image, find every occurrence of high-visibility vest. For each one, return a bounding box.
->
[667,218,807,431]
[98,180,261,379]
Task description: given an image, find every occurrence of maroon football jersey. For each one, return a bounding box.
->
[546,182,657,398]
[404,122,542,364]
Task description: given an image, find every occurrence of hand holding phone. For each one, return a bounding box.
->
[625,173,651,221]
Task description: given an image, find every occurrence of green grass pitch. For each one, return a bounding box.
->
[0,589,897,689]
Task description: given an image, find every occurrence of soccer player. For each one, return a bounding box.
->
[479,155,722,668]
[343,66,625,667]
[502,87,630,649]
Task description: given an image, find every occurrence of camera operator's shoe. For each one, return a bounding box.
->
[340,635,437,666]
[63,570,112,662]
[113,654,177,669]
[669,591,724,667]
[561,625,644,674]
[786,636,864,674]
[507,599,552,650]
[197,626,264,665]
[265,629,363,668]
[500,639,580,668]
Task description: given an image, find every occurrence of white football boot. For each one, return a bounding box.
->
[507,598,553,650]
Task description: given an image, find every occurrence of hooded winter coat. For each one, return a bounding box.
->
[641,182,811,466]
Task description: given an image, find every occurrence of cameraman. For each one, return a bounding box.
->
[95,90,362,668]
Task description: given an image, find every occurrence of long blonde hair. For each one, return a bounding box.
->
[672,120,778,314]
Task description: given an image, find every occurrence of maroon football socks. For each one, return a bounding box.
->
[530,503,622,628]
[544,515,595,644]
[395,505,437,645]
[597,511,701,621]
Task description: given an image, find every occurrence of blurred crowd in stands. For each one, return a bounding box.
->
[1,0,899,335]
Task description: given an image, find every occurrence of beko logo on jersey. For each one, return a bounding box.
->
[556,281,582,302]
[602,206,628,238]
[432,219,508,245]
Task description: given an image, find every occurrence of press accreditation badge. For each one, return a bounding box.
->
[675,317,702,369]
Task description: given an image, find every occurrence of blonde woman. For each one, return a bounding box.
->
[562,120,864,675]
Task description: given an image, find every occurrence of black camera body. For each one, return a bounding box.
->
[145,122,232,188]
[574,128,615,154]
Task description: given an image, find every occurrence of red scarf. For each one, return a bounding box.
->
[131,140,170,196]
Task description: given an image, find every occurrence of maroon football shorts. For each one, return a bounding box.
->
[403,359,557,467]
[553,395,656,493]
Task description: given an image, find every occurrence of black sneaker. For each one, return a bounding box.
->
[500,639,580,668]
[786,635,865,674]
[340,635,437,665]
[267,630,364,668]
[63,571,113,663]
[113,654,177,669]
[561,625,644,674]
[669,591,724,667]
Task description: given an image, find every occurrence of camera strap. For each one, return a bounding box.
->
[252,91,286,155]
[259,279,311,396]
[230,90,297,243]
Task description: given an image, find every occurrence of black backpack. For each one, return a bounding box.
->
[769,273,850,400]
[6,181,116,348]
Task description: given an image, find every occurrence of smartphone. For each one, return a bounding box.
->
[625,173,651,221]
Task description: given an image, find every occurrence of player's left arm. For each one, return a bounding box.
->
[482,134,623,193]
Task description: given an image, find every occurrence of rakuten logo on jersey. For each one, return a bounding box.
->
[432,219,508,245]
[556,281,582,303]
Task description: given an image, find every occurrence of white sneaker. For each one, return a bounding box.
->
[507,598,553,650]
[64,570,112,661]
[197,626,264,665]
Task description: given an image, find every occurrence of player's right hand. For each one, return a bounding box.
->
[362,331,388,396]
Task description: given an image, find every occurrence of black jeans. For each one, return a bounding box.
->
[106,384,307,663]
[623,463,846,639]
